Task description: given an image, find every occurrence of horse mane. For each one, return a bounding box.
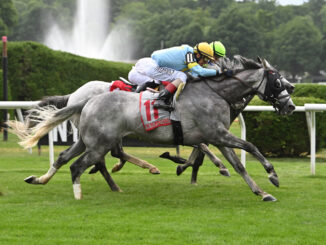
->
[217,55,262,73]
[187,55,263,83]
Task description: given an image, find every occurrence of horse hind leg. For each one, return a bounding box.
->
[24,139,85,185]
[190,150,205,185]
[198,144,230,177]
[70,150,120,200]
[95,158,122,192]
[218,146,276,202]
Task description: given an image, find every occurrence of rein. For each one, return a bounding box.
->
[203,69,265,108]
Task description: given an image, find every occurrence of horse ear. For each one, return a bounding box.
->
[257,56,262,63]
[261,58,267,68]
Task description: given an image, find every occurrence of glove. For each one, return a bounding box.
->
[223,69,233,78]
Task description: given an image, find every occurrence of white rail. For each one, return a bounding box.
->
[240,104,326,175]
[1,101,325,175]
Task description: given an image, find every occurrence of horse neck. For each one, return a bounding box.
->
[201,68,265,104]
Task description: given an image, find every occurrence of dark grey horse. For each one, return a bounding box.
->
[13,56,295,201]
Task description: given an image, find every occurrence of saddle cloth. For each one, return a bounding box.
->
[139,91,171,131]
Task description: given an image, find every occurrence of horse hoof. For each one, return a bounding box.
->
[149,168,160,174]
[191,181,198,186]
[262,194,277,202]
[268,174,279,187]
[159,152,170,158]
[111,164,121,173]
[24,176,38,184]
[112,187,123,192]
[219,168,231,177]
[176,165,183,176]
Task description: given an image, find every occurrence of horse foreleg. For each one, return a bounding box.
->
[218,146,276,201]
[159,151,192,175]
[190,150,205,185]
[176,147,200,176]
[214,129,279,187]
[24,139,85,185]
[198,143,230,177]
[159,152,187,164]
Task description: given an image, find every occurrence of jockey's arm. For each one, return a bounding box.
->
[188,62,217,77]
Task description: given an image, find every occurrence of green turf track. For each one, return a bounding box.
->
[1,132,326,245]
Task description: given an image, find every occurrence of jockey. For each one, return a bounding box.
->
[211,40,226,60]
[208,41,233,78]
[128,42,217,110]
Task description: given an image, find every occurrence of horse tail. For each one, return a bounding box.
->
[10,100,87,149]
[38,94,71,109]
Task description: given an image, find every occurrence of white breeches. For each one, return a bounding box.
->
[128,58,187,85]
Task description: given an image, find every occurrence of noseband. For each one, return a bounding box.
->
[260,70,291,113]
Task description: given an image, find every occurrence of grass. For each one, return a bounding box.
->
[1,127,326,244]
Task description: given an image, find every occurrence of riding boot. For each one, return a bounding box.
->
[136,81,158,93]
[153,82,178,110]
[135,83,148,93]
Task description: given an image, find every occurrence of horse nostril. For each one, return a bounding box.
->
[289,105,295,111]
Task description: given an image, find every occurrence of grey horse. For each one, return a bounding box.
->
[11,80,230,187]
[13,56,295,201]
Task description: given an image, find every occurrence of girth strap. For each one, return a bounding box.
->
[171,120,184,145]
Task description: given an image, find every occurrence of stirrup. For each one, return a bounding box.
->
[153,102,174,111]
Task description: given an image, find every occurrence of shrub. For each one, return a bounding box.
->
[243,96,326,157]
[292,84,326,100]
[0,41,133,101]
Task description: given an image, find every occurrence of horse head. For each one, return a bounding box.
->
[258,58,296,115]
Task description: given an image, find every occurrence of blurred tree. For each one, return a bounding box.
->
[307,0,326,29]
[208,3,265,59]
[197,0,235,18]
[319,4,326,69]
[118,4,212,57]
[11,0,75,41]
[0,0,18,36]
[273,16,323,78]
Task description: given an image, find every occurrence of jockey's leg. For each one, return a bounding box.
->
[154,78,183,110]
[135,80,158,93]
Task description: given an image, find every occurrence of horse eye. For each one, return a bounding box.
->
[275,79,281,88]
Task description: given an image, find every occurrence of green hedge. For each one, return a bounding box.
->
[243,96,326,157]
[293,84,326,101]
[0,41,133,101]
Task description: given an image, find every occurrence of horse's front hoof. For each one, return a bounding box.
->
[112,187,123,192]
[24,176,40,185]
[176,165,184,176]
[149,168,160,174]
[111,164,122,173]
[262,194,277,202]
[219,168,231,177]
[268,174,279,187]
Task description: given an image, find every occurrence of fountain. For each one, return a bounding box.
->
[43,0,134,62]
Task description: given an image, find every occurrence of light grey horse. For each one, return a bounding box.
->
[11,80,230,187]
[12,56,295,201]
